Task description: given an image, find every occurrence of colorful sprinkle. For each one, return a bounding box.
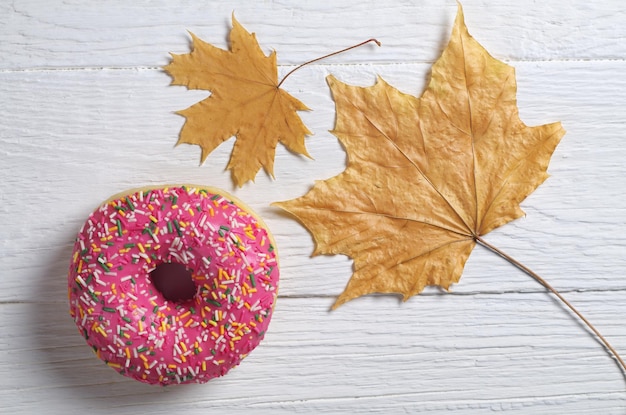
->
[68,186,279,386]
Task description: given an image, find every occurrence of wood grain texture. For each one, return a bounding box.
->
[1,0,625,413]
[2,294,625,414]
[2,0,626,70]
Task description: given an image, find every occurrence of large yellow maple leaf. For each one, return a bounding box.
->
[164,16,311,187]
[274,5,566,309]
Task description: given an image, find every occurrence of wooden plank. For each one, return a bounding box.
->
[1,1,626,70]
[1,61,625,302]
[1,293,624,414]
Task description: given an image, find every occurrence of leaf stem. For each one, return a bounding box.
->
[474,235,626,375]
[276,38,381,88]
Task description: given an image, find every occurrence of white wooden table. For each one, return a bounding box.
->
[1,1,625,413]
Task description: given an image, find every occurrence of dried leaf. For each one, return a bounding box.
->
[274,5,565,308]
[164,16,311,187]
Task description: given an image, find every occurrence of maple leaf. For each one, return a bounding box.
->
[164,15,311,187]
[274,5,566,309]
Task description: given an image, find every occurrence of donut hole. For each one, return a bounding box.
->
[149,262,196,303]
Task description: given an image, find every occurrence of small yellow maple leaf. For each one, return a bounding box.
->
[164,16,311,187]
[274,5,566,309]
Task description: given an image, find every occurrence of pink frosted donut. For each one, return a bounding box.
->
[68,185,279,385]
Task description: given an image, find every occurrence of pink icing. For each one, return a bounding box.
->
[68,186,279,385]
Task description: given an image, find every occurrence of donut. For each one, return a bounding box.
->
[67,185,279,385]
